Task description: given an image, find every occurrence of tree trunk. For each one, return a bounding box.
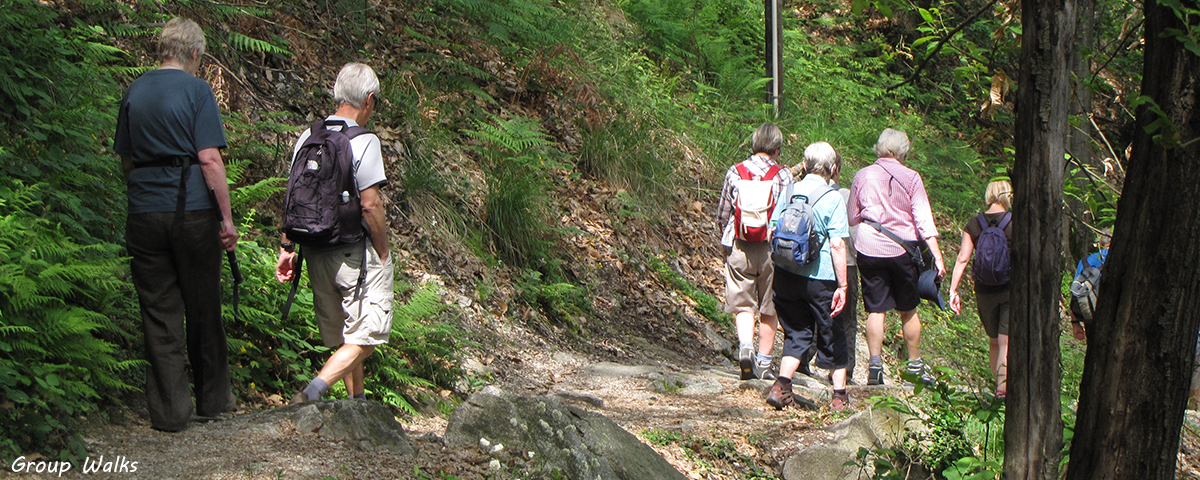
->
[1066,0,1098,261]
[1064,0,1200,477]
[1003,0,1074,475]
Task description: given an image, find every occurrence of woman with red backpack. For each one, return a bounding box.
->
[948,180,1013,398]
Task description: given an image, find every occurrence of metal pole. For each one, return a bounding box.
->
[765,0,782,118]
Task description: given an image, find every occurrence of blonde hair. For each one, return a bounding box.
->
[158,17,206,63]
[801,142,842,179]
[985,180,1013,210]
[333,63,380,109]
[873,128,911,161]
[751,123,783,155]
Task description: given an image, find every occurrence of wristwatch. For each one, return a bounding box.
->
[281,242,296,253]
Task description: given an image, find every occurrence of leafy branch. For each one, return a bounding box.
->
[888,0,1001,91]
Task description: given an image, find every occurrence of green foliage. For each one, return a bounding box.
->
[516,269,592,335]
[638,429,773,479]
[226,32,293,57]
[577,112,675,209]
[370,282,464,414]
[434,0,580,50]
[0,182,139,461]
[861,374,1006,478]
[465,114,564,270]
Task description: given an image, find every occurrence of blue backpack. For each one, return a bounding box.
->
[771,183,834,273]
[972,212,1012,286]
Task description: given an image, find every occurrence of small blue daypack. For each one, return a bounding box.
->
[972,212,1012,286]
[771,183,834,273]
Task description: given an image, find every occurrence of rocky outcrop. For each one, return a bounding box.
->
[251,399,414,455]
[444,387,687,480]
[782,407,931,480]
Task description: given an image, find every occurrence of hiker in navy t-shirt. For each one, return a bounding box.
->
[114,17,238,432]
[948,180,1013,397]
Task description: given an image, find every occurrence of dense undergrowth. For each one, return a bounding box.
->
[0,0,1138,475]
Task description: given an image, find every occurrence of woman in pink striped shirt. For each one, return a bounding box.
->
[848,128,946,386]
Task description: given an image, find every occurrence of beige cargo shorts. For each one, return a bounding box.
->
[724,239,776,316]
[305,241,394,347]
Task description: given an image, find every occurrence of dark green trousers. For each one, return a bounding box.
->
[127,210,232,431]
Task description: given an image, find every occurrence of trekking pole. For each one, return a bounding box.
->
[210,189,243,323]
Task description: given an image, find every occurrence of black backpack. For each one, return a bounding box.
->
[281,120,369,248]
[972,212,1012,286]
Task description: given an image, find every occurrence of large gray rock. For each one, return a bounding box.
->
[782,407,928,480]
[252,399,414,455]
[445,387,687,480]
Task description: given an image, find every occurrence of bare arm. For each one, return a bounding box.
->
[197,147,238,251]
[949,231,974,314]
[360,185,389,261]
[830,237,848,317]
[925,235,946,279]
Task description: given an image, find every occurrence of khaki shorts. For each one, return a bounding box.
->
[724,240,776,316]
[304,241,394,347]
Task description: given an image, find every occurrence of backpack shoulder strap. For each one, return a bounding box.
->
[762,164,782,181]
[735,162,752,180]
[977,213,990,231]
[343,126,370,140]
[997,212,1012,230]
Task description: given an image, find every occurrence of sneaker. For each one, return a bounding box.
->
[867,365,884,386]
[766,378,795,410]
[905,364,936,387]
[754,362,777,381]
[739,346,755,381]
[831,391,850,411]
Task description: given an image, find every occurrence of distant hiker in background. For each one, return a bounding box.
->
[848,128,946,386]
[1069,229,1111,342]
[948,180,1014,397]
[114,17,238,431]
[765,142,852,411]
[276,63,394,403]
[716,123,793,381]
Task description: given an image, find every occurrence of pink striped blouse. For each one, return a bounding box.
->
[847,157,939,258]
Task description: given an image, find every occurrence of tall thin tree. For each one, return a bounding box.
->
[1065,0,1200,476]
[1004,0,1076,474]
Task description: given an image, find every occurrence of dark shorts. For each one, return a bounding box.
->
[975,288,1010,338]
[857,253,921,313]
[773,268,850,370]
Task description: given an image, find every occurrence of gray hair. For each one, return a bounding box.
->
[751,123,783,155]
[158,17,206,63]
[873,128,911,160]
[333,63,380,109]
[802,142,842,179]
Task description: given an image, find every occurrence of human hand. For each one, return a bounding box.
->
[276,250,296,283]
[831,287,846,317]
[949,292,961,315]
[219,220,238,252]
[1072,322,1086,341]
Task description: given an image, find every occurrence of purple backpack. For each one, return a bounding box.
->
[972,212,1012,286]
[281,120,368,247]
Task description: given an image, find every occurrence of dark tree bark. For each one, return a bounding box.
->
[1066,0,1099,261]
[1065,0,1200,477]
[1004,0,1075,475]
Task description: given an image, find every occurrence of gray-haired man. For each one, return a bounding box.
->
[276,63,393,402]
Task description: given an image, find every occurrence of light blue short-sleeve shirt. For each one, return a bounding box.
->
[773,174,849,281]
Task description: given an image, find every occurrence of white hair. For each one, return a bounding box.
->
[159,17,206,63]
[802,142,842,178]
[874,128,911,161]
[333,63,380,109]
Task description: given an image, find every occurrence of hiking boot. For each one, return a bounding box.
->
[738,346,756,381]
[766,378,795,410]
[798,362,813,377]
[831,391,850,412]
[904,361,936,387]
[867,365,884,386]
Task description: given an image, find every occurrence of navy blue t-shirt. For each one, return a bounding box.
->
[115,69,227,214]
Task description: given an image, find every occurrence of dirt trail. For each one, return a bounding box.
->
[15,340,879,480]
